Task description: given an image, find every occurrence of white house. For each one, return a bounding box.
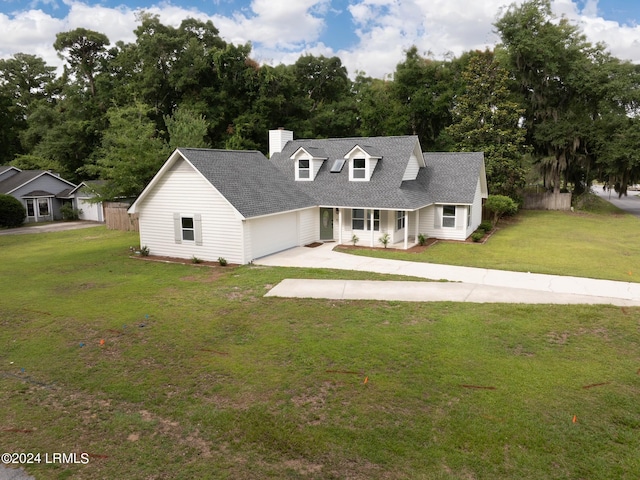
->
[128,131,488,264]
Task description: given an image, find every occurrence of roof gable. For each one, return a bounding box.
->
[130,148,316,218]
[0,170,76,195]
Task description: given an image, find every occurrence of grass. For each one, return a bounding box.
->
[1,226,640,479]
[337,204,640,282]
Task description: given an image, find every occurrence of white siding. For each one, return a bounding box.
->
[402,154,420,181]
[298,208,319,245]
[465,179,484,237]
[247,212,298,260]
[422,204,468,241]
[137,159,245,264]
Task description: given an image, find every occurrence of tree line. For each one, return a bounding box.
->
[1,0,639,201]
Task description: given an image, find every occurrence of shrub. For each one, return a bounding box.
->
[60,204,82,221]
[485,195,518,225]
[379,233,390,248]
[140,245,150,257]
[418,233,427,246]
[0,194,26,227]
[479,220,493,232]
[191,256,203,264]
[471,231,484,242]
[351,234,359,246]
[218,257,228,266]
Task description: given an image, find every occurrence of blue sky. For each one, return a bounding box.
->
[1,0,639,78]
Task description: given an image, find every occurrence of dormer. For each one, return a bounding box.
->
[402,140,426,181]
[345,145,381,181]
[291,146,327,181]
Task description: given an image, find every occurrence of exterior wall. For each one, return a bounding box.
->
[465,179,484,237]
[298,208,319,245]
[246,212,299,260]
[137,159,245,264]
[11,174,73,222]
[402,154,420,181]
[421,204,468,241]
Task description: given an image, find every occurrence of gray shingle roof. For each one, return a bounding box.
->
[270,136,484,209]
[0,170,46,194]
[178,148,316,218]
[418,152,485,204]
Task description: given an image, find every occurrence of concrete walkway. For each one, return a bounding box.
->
[257,243,640,305]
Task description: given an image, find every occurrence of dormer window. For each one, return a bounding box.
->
[298,159,310,179]
[353,158,366,179]
[345,145,381,181]
[292,147,327,181]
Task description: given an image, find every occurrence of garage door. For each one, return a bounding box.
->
[249,212,298,259]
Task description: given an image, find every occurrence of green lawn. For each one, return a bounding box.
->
[337,206,640,282]
[1,226,640,479]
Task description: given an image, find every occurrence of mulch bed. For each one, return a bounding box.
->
[131,255,238,268]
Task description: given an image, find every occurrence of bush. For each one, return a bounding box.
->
[485,195,518,225]
[351,234,359,246]
[418,233,427,246]
[60,204,82,221]
[0,194,26,227]
[191,256,203,264]
[218,257,228,266]
[140,245,150,257]
[479,220,493,232]
[379,233,390,248]
[471,231,484,242]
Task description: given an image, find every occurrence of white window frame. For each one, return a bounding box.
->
[352,209,379,231]
[396,210,406,231]
[297,158,311,180]
[181,216,195,242]
[467,206,472,227]
[351,158,367,180]
[442,205,456,228]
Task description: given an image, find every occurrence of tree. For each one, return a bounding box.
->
[495,0,600,194]
[445,50,528,199]
[485,195,518,225]
[54,28,110,97]
[164,106,210,150]
[86,102,169,199]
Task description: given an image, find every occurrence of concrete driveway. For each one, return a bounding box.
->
[257,243,640,305]
[0,221,104,235]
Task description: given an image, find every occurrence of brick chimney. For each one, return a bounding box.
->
[268,128,293,157]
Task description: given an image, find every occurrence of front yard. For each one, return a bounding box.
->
[1,225,639,479]
[337,206,640,282]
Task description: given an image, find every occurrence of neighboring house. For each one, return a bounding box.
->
[0,166,105,223]
[128,130,487,264]
[66,181,105,222]
[0,166,77,223]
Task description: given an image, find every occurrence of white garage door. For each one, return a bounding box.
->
[249,212,298,259]
[77,198,104,222]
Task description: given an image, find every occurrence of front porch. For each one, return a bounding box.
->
[323,207,422,250]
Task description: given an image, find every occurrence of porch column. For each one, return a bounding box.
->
[338,208,343,244]
[404,210,409,249]
[415,209,420,241]
[370,210,374,247]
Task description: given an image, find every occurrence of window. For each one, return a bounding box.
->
[353,158,366,179]
[330,158,346,172]
[352,209,365,230]
[467,206,472,227]
[442,205,456,228]
[26,199,35,217]
[396,211,406,230]
[298,159,310,179]
[352,209,379,231]
[181,216,195,241]
[38,198,49,217]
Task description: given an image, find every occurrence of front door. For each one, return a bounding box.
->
[320,208,334,240]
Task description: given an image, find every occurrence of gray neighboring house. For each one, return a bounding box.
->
[0,166,77,223]
[128,130,487,264]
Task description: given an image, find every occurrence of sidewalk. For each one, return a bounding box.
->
[256,243,640,305]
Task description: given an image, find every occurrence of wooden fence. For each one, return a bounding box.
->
[522,192,572,211]
[104,202,139,232]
